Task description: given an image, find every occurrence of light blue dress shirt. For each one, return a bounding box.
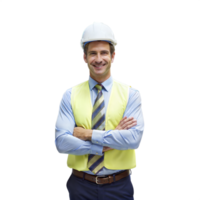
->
[55,76,144,175]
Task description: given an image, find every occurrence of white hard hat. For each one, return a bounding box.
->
[81,22,117,48]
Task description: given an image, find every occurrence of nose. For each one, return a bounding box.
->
[95,53,102,63]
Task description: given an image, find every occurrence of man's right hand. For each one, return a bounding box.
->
[103,117,137,152]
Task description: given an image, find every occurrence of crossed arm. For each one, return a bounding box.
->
[73,127,93,141]
[73,117,137,152]
[73,117,137,141]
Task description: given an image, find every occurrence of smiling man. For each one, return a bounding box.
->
[55,22,144,200]
[84,41,114,82]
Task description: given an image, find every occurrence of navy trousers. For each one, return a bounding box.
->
[67,173,134,200]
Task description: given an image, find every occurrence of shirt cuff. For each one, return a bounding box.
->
[91,130,104,146]
[90,143,103,156]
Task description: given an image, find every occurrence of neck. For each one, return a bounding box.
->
[90,75,111,83]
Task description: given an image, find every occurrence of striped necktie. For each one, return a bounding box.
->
[87,84,105,174]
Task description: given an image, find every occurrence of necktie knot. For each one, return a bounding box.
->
[95,84,103,91]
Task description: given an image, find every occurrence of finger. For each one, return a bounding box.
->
[123,117,134,124]
[121,117,127,121]
[121,116,134,121]
[122,117,133,128]
[119,117,127,126]
[129,122,137,128]
[123,117,133,121]
[129,119,137,124]
[125,120,137,129]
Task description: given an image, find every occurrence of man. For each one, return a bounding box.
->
[55,22,144,200]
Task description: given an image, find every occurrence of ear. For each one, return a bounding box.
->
[83,53,88,63]
[111,52,115,63]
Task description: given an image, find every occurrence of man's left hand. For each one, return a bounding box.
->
[73,127,92,141]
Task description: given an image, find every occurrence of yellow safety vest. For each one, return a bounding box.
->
[67,80,136,171]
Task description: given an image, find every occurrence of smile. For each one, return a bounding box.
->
[93,63,106,68]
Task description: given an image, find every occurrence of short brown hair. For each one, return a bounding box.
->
[84,42,115,56]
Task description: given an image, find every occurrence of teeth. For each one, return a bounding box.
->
[94,64,104,68]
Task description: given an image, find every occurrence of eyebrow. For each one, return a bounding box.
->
[88,50,109,54]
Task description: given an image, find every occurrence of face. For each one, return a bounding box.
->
[84,41,115,83]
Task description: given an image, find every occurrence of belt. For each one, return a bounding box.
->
[72,169,130,184]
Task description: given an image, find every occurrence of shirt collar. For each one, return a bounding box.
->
[89,76,113,92]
